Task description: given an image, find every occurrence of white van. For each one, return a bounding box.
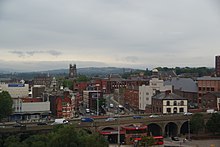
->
[110,103,114,108]
[52,118,68,125]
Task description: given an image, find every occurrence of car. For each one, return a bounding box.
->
[86,108,90,113]
[184,112,193,116]
[105,117,117,122]
[37,122,47,125]
[13,123,26,128]
[81,117,94,122]
[149,114,159,118]
[171,136,179,141]
[109,103,114,108]
[133,115,143,119]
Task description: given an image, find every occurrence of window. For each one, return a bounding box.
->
[167,108,171,113]
[180,101,184,106]
[179,108,184,112]
[174,101,177,106]
[166,101,170,106]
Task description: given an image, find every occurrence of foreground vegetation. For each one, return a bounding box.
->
[0,125,108,147]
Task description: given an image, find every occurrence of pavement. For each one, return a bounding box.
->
[109,138,220,147]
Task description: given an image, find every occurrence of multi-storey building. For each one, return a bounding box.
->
[31,85,46,98]
[11,97,50,121]
[83,90,103,111]
[197,76,220,108]
[139,78,172,110]
[123,89,139,112]
[0,83,29,98]
[33,75,52,88]
[200,92,220,110]
[216,55,220,77]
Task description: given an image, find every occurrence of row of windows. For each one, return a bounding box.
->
[198,87,215,91]
[166,100,185,106]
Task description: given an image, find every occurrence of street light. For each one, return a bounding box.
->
[117,87,120,147]
[96,84,100,116]
[188,118,190,141]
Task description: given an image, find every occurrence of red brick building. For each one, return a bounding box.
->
[216,55,220,77]
[197,77,220,108]
[56,97,73,119]
[123,89,139,112]
[200,92,220,110]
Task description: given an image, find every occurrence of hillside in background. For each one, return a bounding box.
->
[0,67,136,80]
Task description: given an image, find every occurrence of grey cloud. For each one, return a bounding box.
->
[10,51,25,57]
[46,50,62,56]
[10,50,62,57]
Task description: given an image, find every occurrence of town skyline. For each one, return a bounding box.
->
[1,0,220,71]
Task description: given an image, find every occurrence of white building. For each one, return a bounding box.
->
[12,97,50,121]
[0,83,29,98]
[139,78,172,110]
[152,91,188,114]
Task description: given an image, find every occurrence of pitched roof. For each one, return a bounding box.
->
[152,92,187,100]
[164,77,197,93]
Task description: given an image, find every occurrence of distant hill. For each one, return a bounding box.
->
[45,67,135,76]
[0,67,137,80]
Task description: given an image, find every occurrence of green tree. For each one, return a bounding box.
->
[190,113,205,134]
[141,136,155,146]
[206,113,220,135]
[63,79,73,90]
[4,135,27,147]
[76,75,90,82]
[0,91,13,121]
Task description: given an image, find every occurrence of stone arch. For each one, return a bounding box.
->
[164,122,178,137]
[180,120,189,136]
[148,123,162,136]
[101,127,116,131]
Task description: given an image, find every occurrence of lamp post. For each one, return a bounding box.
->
[96,84,100,116]
[117,87,120,147]
[188,118,190,141]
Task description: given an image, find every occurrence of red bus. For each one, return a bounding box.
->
[121,124,148,145]
[153,136,164,145]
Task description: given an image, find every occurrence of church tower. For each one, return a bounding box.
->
[69,64,77,79]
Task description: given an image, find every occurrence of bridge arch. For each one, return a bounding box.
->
[180,120,189,136]
[148,123,162,136]
[164,122,178,137]
[101,127,116,131]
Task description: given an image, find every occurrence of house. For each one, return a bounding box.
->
[152,91,188,114]
[164,77,198,108]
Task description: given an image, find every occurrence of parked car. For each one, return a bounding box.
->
[132,115,143,119]
[37,122,47,125]
[81,117,94,122]
[149,114,159,118]
[13,123,26,128]
[171,136,179,141]
[105,117,117,122]
[183,112,193,116]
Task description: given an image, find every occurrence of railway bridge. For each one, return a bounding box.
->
[0,114,210,137]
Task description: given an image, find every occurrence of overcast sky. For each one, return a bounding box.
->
[0,0,220,71]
